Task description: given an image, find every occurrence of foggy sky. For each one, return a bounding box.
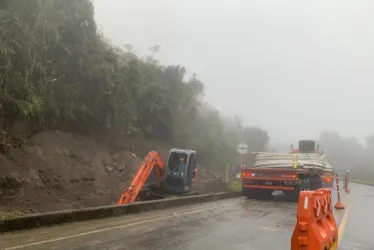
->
[93,0,374,144]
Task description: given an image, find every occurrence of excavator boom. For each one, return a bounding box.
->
[117,151,165,205]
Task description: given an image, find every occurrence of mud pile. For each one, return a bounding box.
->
[0,131,225,214]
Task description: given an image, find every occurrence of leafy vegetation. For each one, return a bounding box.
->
[0,210,18,220]
[319,132,374,181]
[0,0,269,171]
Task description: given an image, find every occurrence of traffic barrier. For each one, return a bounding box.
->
[291,189,338,250]
[334,174,345,209]
[344,171,350,193]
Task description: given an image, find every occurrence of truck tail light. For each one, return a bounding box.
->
[242,172,252,177]
[324,177,332,183]
[283,174,298,179]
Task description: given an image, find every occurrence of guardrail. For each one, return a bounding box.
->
[0,191,242,232]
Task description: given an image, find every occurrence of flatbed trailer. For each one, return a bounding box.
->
[241,167,323,201]
[241,140,332,201]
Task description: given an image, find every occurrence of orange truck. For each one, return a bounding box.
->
[241,140,333,201]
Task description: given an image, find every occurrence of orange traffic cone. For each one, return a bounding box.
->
[334,200,345,209]
[334,174,345,210]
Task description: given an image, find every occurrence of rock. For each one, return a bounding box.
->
[0,174,23,189]
[105,166,114,173]
[28,169,44,187]
[117,164,127,172]
[95,189,104,195]
[102,153,114,166]
[69,178,80,183]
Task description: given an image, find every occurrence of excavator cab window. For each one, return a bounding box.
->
[164,150,195,193]
[187,153,197,187]
[167,152,188,177]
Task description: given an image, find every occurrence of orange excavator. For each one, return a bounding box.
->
[118,148,198,205]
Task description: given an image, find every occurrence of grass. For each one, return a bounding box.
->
[351,179,374,186]
[227,178,242,192]
[0,211,19,220]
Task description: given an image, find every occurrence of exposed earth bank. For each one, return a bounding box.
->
[0,130,226,215]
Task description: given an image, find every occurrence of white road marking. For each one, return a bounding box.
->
[4,203,233,250]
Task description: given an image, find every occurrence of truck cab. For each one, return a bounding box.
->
[290,140,323,154]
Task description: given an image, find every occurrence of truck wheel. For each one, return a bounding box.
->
[284,188,300,202]
[299,178,311,191]
[243,188,255,199]
[255,190,273,200]
[309,175,323,190]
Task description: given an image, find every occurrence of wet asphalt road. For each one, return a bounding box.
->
[339,183,374,250]
[0,183,369,250]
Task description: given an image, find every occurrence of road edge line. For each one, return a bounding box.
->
[338,207,349,245]
[0,191,243,233]
[3,203,233,250]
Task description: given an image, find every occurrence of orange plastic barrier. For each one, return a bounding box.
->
[291,189,338,250]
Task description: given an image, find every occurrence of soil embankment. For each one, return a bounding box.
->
[0,131,225,214]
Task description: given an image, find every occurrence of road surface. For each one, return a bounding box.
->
[339,183,374,250]
[0,183,370,250]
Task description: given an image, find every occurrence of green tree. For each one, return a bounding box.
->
[0,0,271,175]
[149,45,160,57]
[124,44,134,53]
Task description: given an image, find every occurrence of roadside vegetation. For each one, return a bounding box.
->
[0,0,269,174]
[350,179,374,186]
[319,132,374,183]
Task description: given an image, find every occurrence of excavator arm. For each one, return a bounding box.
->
[117,151,165,205]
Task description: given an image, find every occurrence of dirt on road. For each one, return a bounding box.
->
[0,130,226,214]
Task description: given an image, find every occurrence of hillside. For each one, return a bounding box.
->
[0,130,226,214]
[0,0,270,214]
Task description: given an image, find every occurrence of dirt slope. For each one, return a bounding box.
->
[0,130,225,214]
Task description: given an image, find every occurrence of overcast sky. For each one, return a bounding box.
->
[93,0,374,144]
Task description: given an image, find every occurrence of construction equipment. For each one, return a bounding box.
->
[241,140,333,201]
[118,148,198,205]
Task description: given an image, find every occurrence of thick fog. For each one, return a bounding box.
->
[93,0,374,144]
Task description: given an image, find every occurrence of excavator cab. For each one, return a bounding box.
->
[164,148,197,193]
